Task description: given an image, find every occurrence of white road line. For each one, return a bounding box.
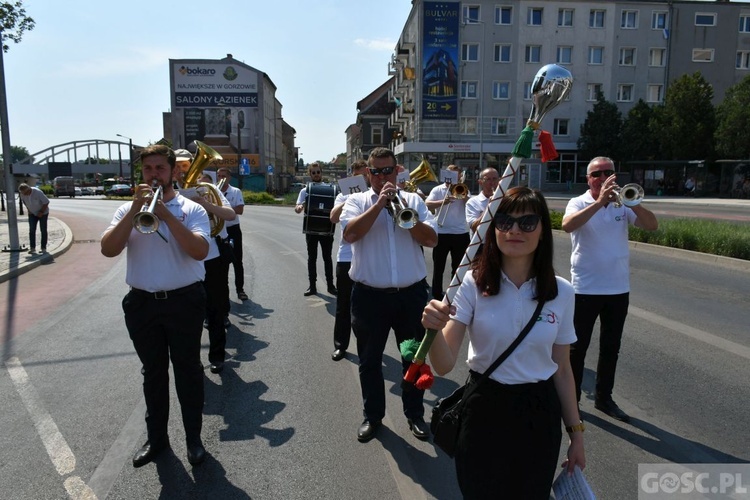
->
[5,356,97,500]
[630,306,750,361]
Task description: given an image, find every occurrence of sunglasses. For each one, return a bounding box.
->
[310,171,322,175]
[588,170,615,178]
[493,213,541,233]
[368,166,396,176]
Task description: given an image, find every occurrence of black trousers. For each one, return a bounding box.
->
[226,224,245,293]
[570,292,630,401]
[122,283,206,445]
[431,232,470,300]
[455,375,561,500]
[204,256,230,364]
[305,233,334,287]
[333,261,353,351]
[350,279,428,421]
[28,213,48,250]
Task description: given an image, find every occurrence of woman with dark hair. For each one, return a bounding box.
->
[422,187,585,499]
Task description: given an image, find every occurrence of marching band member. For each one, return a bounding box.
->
[341,147,437,443]
[217,167,248,302]
[101,145,209,467]
[465,167,500,235]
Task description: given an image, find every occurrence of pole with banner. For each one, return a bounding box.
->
[400,64,574,389]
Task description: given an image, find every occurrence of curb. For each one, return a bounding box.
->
[0,217,75,284]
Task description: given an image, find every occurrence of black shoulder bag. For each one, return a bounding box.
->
[431,300,545,458]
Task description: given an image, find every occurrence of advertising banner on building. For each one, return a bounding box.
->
[173,63,258,108]
[422,2,459,121]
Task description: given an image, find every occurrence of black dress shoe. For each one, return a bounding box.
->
[331,349,346,361]
[209,362,224,373]
[595,397,630,422]
[327,284,338,296]
[186,441,206,466]
[408,417,430,440]
[132,440,169,468]
[303,286,317,296]
[357,419,382,442]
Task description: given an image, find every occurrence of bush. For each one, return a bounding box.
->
[39,185,53,195]
[243,191,281,205]
[629,218,750,260]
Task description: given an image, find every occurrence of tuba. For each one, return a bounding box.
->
[403,158,438,192]
[182,141,225,237]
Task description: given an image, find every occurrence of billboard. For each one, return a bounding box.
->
[422,2,459,121]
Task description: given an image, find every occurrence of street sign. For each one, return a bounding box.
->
[267,164,274,174]
[239,158,250,175]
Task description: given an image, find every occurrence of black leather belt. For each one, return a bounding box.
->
[129,281,201,300]
[354,279,426,294]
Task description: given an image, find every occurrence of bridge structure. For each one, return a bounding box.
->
[8,139,144,186]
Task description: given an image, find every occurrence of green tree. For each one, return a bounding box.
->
[577,92,623,162]
[714,74,750,159]
[658,72,715,161]
[621,99,661,161]
[0,144,31,163]
[0,1,35,52]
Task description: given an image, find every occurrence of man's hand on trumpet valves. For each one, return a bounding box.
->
[376,181,398,207]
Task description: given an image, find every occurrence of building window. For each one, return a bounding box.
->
[740,15,750,33]
[617,84,634,102]
[494,44,512,63]
[619,47,636,66]
[647,84,663,103]
[462,43,479,62]
[460,117,478,134]
[737,51,750,69]
[695,13,716,26]
[461,80,478,99]
[496,6,512,25]
[652,11,668,30]
[587,83,603,101]
[491,117,509,135]
[590,9,605,28]
[588,46,604,65]
[621,10,638,29]
[692,48,715,62]
[463,5,480,23]
[553,119,569,136]
[527,7,543,26]
[523,82,532,100]
[557,46,573,64]
[492,81,510,100]
[372,126,383,144]
[649,48,666,67]
[558,8,574,27]
[525,45,542,63]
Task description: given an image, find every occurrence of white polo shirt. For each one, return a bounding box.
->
[565,191,637,295]
[426,184,469,235]
[451,273,577,385]
[341,189,435,288]
[465,192,489,231]
[334,192,353,263]
[221,184,244,228]
[105,193,210,292]
[204,189,232,261]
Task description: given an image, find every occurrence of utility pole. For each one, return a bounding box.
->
[0,27,22,252]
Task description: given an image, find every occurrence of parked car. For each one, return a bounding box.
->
[74,187,82,196]
[80,187,96,195]
[106,184,133,196]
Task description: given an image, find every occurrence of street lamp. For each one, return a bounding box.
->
[0,27,22,251]
[116,134,134,186]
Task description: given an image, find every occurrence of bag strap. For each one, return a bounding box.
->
[461,300,545,401]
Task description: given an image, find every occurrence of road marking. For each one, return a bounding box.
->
[630,306,750,360]
[5,356,97,499]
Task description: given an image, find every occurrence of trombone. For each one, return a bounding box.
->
[612,183,644,208]
[388,190,419,229]
[435,182,469,227]
[133,183,163,234]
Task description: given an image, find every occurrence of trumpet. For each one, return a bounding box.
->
[436,182,469,227]
[612,183,644,208]
[133,183,163,234]
[387,190,419,229]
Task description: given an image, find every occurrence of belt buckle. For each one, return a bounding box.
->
[154,290,168,300]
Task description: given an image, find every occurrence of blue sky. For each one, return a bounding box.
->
[4,0,414,163]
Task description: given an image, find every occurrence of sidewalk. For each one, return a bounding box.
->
[0,207,74,284]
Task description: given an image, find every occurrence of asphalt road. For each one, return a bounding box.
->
[1,198,748,499]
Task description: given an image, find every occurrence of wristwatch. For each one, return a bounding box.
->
[565,421,585,433]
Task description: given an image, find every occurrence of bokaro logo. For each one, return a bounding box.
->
[223,66,238,81]
[178,65,216,76]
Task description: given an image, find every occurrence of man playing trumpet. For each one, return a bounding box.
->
[101,145,210,468]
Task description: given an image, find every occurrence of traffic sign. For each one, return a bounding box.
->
[239,158,250,175]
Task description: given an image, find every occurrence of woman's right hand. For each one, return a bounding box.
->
[421,299,454,330]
